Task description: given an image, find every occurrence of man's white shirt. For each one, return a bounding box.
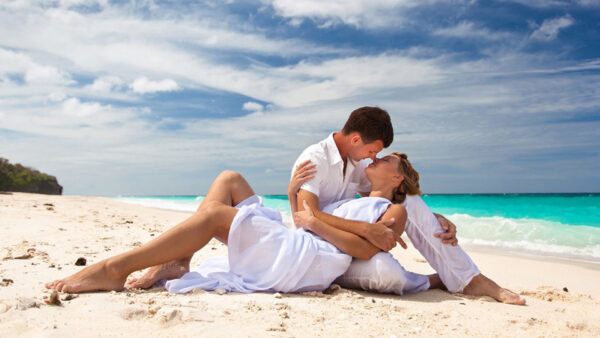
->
[292,133,372,211]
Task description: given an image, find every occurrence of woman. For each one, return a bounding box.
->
[293,153,525,305]
[45,155,412,294]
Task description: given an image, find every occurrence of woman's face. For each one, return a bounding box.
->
[365,154,402,184]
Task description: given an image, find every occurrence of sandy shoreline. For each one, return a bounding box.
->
[1,192,599,337]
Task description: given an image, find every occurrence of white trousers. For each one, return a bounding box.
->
[336,195,480,294]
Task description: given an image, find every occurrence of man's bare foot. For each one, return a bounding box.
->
[126,259,190,289]
[45,259,126,293]
[463,274,526,305]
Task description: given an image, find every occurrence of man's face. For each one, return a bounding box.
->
[349,137,384,162]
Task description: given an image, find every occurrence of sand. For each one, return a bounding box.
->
[0,192,599,337]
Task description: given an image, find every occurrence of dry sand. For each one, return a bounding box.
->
[0,192,599,337]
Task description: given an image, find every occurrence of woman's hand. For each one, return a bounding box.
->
[287,160,316,197]
[293,200,317,231]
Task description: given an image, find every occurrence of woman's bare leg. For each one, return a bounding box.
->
[462,274,526,305]
[46,202,238,293]
[127,170,255,288]
[198,170,256,208]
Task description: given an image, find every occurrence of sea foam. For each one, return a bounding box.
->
[448,213,600,260]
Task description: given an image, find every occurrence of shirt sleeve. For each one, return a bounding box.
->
[291,152,326,198]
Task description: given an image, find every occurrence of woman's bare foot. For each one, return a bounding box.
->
[463,274,526,305]
[126,259,190,289]
[45,259,126,293]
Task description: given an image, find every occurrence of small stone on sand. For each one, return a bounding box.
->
[1,278,14,287]
[62,294,78,301]
[46,290,61,306]
[74,257,87,266]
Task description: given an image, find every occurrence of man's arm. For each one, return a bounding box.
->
[296,190,398,251]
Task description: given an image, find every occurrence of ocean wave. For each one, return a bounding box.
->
[447,213,600,260]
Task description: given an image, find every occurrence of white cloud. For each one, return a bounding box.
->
[530,15,574,41]
[504,0,600,8]
[24,64,72,85]
[242,101,264,112]
[433,21,513,41]
[500,0,570,8]
[86,75,124,93]
[47,92,67,102]
[61,97,107,117]
[0,47,72,85]
[577,0,600,7]
[129,77,180,94]
[267,0,423,29]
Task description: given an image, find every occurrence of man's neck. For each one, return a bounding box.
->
[333,132,349,163]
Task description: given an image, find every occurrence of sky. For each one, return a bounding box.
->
[0,0,599,196]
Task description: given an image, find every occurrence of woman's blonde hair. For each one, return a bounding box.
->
[391,152,422,204]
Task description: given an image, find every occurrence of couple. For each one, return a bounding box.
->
[46,107,525,305]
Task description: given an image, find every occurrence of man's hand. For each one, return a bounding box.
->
[364,218,407,251]
[434,213,458,246]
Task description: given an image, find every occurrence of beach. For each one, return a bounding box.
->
[1,192,599,337]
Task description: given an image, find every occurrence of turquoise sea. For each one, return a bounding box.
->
[113,194,600,262]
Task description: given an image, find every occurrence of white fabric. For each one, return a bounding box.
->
[402,195,480,292]
[336,195,480,294]
[335,252,430,295]
[292,133,371,210]
[165,196,391,294]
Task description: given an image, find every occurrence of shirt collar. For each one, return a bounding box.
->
[325,132,344,166]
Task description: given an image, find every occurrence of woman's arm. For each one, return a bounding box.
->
[295,201,408,260]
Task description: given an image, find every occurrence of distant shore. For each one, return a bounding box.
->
[1,192,598,336]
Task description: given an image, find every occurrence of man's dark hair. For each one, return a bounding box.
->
[342,106,393,148]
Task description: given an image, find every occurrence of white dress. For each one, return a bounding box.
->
[165,195,391,294]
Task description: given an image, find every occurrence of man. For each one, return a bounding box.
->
[291,106,457,251]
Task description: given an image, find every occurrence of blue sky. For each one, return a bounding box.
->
[0,0,599,195]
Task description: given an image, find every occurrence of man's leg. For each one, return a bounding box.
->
[403,196,480,292]
[46,201,238,293]
[128,170,255,288]
[404,196,525,304]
